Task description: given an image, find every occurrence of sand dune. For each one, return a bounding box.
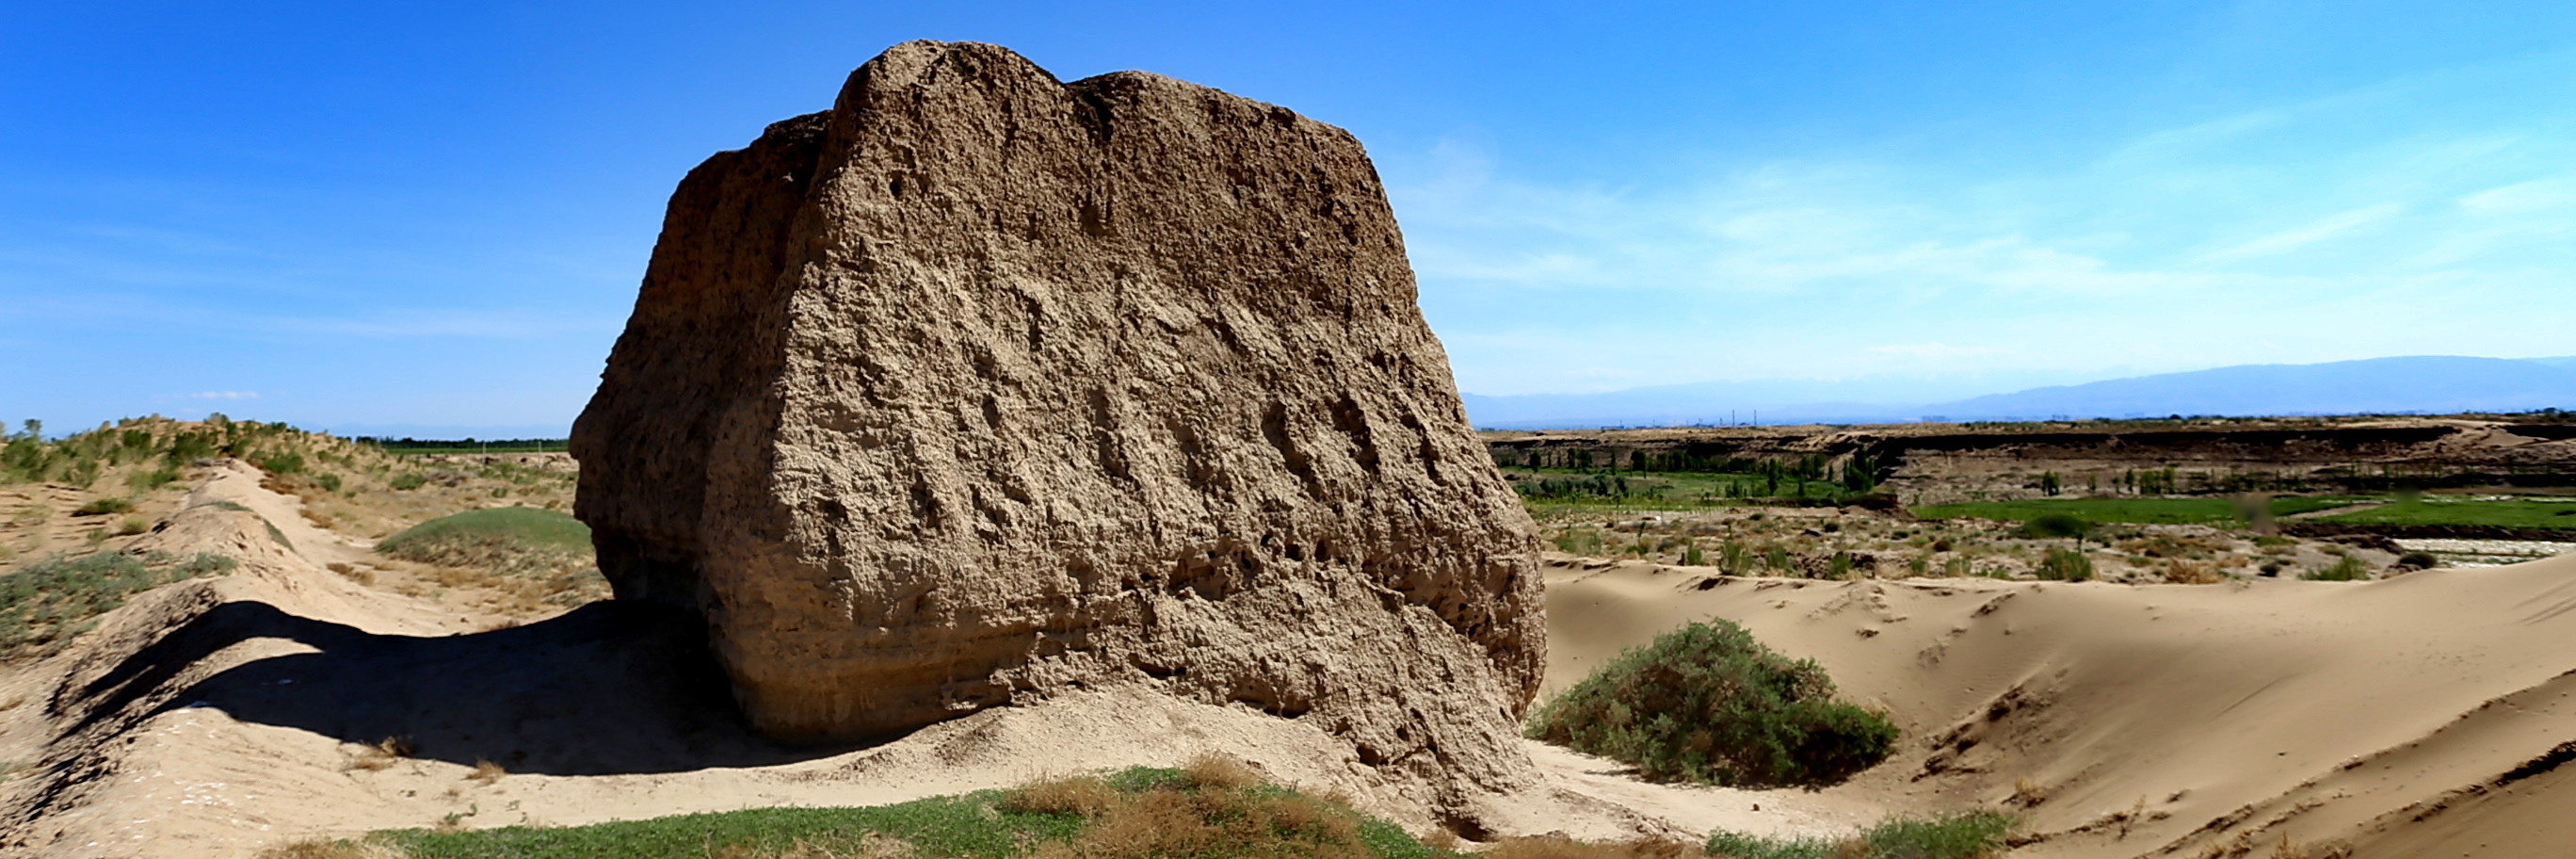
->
[0,464,1859,857]
[1545,553,2576,857]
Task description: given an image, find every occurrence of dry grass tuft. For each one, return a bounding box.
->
[251,838,408,859]
[1001,774,1121,818]
[1487,833,1697,859]
[1030,784,1367,859]
[465,758,505,785]
[710,835,917,859]
[2163,559,2224,585]
[346,737,414,771]
[326,561,376,586]
[2009,777,2049,808]
[1178,753,1263,790]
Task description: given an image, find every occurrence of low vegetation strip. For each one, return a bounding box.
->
[262,756,2010,859]
[0,550,236,655]
[2310,497,2576,531]
[1910,497,2353,527]
[1526,620,1897,787]
[1704,811,2013,859]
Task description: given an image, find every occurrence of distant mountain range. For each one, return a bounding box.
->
[1461,356,2576,430]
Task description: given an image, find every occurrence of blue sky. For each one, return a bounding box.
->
[5,1,2571,436]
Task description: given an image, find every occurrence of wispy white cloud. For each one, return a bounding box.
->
[1393,58,2576,396]
[174,390,260,400]
[2204,203,2402,261]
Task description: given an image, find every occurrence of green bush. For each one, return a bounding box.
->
[1707,810,2014,859]
[2014,512,2092,541]
[2037,546,2094,581]
[127,466,181,492]
[388,473,427,491]
[1526,620,1896,787]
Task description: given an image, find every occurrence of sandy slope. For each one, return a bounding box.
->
[1545,553,2576,857]
[12,462,2565,857]
[0,465,1861,857]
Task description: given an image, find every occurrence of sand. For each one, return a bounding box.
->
[1,462,2567,856]
[1546,554,2576,857]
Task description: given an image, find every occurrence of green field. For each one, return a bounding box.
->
[1911,496,2356,526]
[1504,467,1851,509]
[2312,496,2576,530]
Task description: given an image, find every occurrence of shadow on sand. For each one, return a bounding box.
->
[63,599,853,774]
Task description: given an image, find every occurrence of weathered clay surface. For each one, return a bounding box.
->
[572,41,1542,799]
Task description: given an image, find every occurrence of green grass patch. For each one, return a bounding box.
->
[1913,496,2354,527]
[2301,554,2372,581]
[377,508,592,575]
[0,551,237,654]
[342,758,1441,859]
[2312,496,2576,530]
[1706,811,2014,859]
[1527,620,1896,787]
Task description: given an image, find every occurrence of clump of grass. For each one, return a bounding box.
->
[1554,527,1605,556]
[465,759,506,786]
[2396,550,2438,569]
[2299,555,2371,582]
[0,551,237,654]
[1526,619,1897,786]
[1487,835,1694,858]
[1705,811,2014,859]
[346,737,415,771]
[2162,559,2223,585]
[71,496,133,517]
[2036,547,2094,582]
[2014,512,2092,541]
[112,515,151,536]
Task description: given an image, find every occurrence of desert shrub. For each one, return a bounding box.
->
[113,515,151,537]
[249,450,306,475]
[1554,528,1605,556]
[2301,555,2371,582]
[2015,512,2093,541]
[388,472,427,491]
[2397,550,2439,568]
[1707,811,2013,859]
[1526,620,1896,786]
[314,472,343,493]
[72,496,133,516]
[2037,547,2094,582]
[127,466,181,492]
[0,551,237,653]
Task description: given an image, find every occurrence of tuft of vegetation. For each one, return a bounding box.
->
[0,551,237,654]
[2036,547,2095,582]
[72,496,134,516]
[1704,811,2014,859]
[2396,550,2439,569]
[2300,554,2372,582]
[2013,512,2093,542]
[1526,620,1896,787]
